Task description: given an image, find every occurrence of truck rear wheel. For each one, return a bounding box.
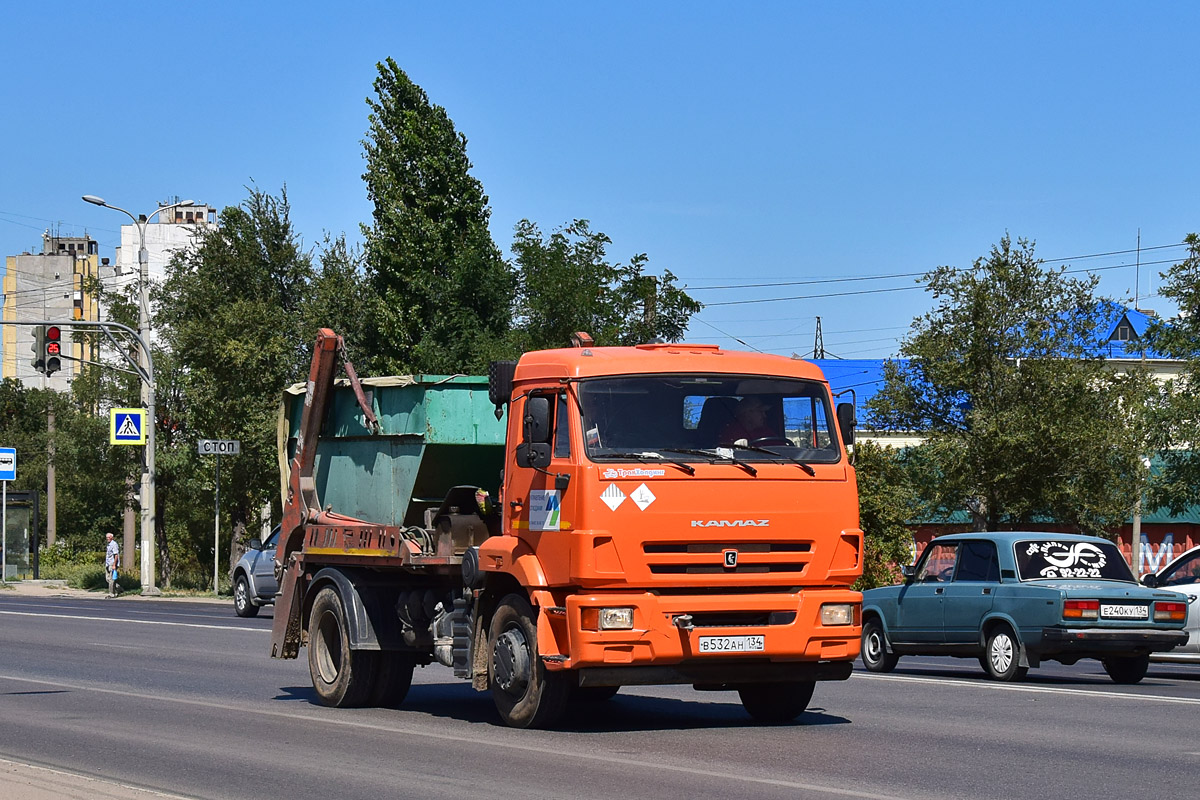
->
[370,651,416,708]
[737,680,815,724]
[489,593,570,728]
[308,586,378,707]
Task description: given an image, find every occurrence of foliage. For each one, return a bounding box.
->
[361,58,514,374]
[1144,234,1200,513]
[509,219,701,350]
[157,187,315,573]
[854,441,919,588]
[868,235,1152,535]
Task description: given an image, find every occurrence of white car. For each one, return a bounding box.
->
[1142,545,1200,662]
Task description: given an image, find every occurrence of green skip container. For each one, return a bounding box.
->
[278,375,507,528]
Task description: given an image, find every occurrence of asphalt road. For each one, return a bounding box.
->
[1,592,1198,800]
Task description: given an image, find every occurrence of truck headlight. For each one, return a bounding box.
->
[581,607,635,630]
[820,603,854,626]
[599,607,634,630]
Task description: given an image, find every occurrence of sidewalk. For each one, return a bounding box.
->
[0,580,227,605]
[0,757,197,800]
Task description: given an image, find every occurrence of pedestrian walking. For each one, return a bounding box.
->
[104,532,121,597]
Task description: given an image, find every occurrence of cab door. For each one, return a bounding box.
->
[505,390,577,538]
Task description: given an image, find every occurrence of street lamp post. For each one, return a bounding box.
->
[82,195,193,595]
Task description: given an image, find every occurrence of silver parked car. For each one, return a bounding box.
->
[232,526,279,617]
[1142,545,1200,662]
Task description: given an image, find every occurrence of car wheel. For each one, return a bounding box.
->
[370,651,416,708]
[233,574,258,618]
[737,681,816,724]
[861,619,899,673]
[983,626,1028,682]
[489,593,570,728]
[1103,654,1149,684]
[308,586,379,707]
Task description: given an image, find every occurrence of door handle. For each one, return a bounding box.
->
[935,587,944,595]
[982,587,992,595]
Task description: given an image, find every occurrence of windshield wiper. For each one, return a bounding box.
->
[596,452,696,476]
[657,447,758,477]
[728,444,817,475]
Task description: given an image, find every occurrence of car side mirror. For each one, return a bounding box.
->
[1140,573,1158,588]
[901,564,916,583]
[249,538,263,552]
[836,402,856,447]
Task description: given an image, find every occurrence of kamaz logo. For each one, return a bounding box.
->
[690,520,770,527]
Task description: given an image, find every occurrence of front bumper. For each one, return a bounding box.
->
[539,588,860,680]
[1035,627,1189,656]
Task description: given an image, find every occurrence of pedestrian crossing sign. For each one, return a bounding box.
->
[110,408,147,445]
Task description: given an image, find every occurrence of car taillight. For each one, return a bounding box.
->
[1154,601,1187,622]
[1063,599,1099,620]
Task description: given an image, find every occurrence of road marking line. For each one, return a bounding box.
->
[855,672,1200,705]
[0,672,939,800]
[0,609,263,633]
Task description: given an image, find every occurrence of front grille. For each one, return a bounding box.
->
[649,562,809,574]
[644,542,811,554]
[688,611,797,627]
[643,540,812,577]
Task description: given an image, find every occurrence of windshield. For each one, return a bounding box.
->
[1014,539,1135,582]
[578,374,841,463]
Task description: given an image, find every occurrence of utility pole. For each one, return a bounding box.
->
[46,404,55,547]
[82,195,193,596]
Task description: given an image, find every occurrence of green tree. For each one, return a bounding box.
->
[1144,234,1200,513]
[362,58,514,374]
[509,219,701,350]
[157,187,315,575]
[853,441,919,588]
[869,235,1151,535]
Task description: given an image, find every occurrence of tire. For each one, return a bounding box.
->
[308,586,379,707]
[489,593,570,728]
[982,626,1028,682]
[233,574,259,618]
[861,619,899,673]
[1103,654,1150,685]
[370,651,417,708]
[737,680,816,724]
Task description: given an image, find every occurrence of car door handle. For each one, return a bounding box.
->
[935,587,944,595]
[982,587,992,595]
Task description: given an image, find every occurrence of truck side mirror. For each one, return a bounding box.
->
[836,402,856,447]
[523,396,552,444]
[516,442,552,470]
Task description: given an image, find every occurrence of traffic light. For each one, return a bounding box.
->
[30,325,62,375]
[44,325,62,375]
[30,326,45,373]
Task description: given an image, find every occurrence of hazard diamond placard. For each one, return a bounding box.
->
[110,408,147,445]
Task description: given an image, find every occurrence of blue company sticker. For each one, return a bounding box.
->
[529,490,561,531]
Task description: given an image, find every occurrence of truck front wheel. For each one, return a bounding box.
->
[737,680,815,724]
[488,593,569,728]
[308,586,378,707]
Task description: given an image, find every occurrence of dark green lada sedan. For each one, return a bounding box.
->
[861,532,1189,683]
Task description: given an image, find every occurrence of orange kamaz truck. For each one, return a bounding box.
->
[270,329,862,728]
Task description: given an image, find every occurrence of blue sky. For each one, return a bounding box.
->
[2,2,1197,359]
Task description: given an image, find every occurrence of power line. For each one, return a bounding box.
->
[686,241,1189,292]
